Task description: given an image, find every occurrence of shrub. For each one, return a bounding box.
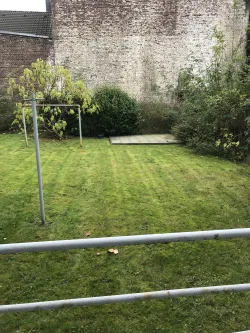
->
[8,59,98,139]
[173,25,250,161]
[0,87,15,132]
[66,111,100,137]
[173,62,250,160]
[138,101,179,134]
[93,86,139,136]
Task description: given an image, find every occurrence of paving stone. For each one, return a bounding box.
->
[110,134,181,145]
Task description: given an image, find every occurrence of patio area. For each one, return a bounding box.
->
[110,134,181,145]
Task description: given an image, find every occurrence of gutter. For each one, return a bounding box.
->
[0,30,50,39]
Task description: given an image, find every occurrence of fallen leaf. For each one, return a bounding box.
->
[85,232,91,237]
[108,248,119,254]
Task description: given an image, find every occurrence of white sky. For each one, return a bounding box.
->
[0,0,46,12]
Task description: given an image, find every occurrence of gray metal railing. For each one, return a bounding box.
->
[22,95,83,224]
[0,227,250,319]
[0,228,250,254]
[0,284,249,313]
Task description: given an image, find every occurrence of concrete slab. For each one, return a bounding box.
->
[110,134,181,145]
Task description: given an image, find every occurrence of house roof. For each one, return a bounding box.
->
[0,11,52,38]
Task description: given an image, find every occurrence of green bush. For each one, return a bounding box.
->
[173,63,250,160]
[93,86,139,136]
[0,87,15,132]
[172,27,250,161]
[138,101,179,134]
[8,59,97,139]
[65,111,100,137]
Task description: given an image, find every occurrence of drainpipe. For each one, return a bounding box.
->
[45,0,51,12]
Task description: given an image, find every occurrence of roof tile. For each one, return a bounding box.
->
[0,11,52,38]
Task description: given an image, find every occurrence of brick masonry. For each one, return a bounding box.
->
[52,0,249,100]
[0,0,249,99]
[0,35,53,86]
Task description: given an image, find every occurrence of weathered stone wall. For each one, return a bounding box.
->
[52,0,249,100]
[0,1,248,98]
[0,35,53,86]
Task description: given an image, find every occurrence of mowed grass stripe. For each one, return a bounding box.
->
[0,135,250,332]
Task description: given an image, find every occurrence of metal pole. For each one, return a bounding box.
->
[1,228,250,254]
[0,283,250,313]
[31,93,45,224]
[23,103,83,148]
[78,106,83,147]
[22,107,28,147]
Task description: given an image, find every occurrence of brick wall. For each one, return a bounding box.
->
[52,0,249,100]
[0,1,248,99]
[0,35,53,86]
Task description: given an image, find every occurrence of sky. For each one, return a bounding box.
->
[0,0,46,11]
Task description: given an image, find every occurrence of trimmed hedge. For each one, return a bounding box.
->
[93,86,140,136]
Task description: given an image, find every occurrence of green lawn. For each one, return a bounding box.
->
[0,134,250,333]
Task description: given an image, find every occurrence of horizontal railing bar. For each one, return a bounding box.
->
[0,228,250,254]
[233,331,250,333]
[0,283,250,313]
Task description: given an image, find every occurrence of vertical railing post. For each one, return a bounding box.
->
[22,107,28,148]
[31,93,45,225]
[78,106,83,147]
